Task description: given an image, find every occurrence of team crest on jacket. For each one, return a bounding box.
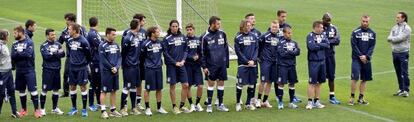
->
[266,37,279,46]
[69,41,81,50]
[148,43,162,53]
[356,32,374,41]
[218,34,225,45]
[188,39,200,49]
[284,42,296,51]
[105,45,119,54]
[15,43,28,52]
[48,45,59,54]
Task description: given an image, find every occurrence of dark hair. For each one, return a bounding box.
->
[130,19,140,30]
[25,19,36,29]
[313,21,323,28]
[167,20,181,35]
[277,10,287,17]
[133,13,146,22]
[146,26,158,38]
[399,11,408,22]
[89,17,98,27]
[45,28,55,36]
[105,27,116,36]
[0,29,9,40]
[14,25,25,34]
[245,13,254,19]
[209,16,221,26]
[283,27,291,33]
[69,23,81,34]
[185,23,195,29]
[64,13,76,22]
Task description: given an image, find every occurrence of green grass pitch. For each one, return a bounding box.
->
[0,0,413,121]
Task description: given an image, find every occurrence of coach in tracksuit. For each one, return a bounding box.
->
[184,23,204,111]
[40,29,65,115]
[163,20,191,114]
[121,14,147,109]
[305,21,330,110]
[0,29,19,118]
[322,13,341,104]
[276,27,300,109]
[99,27,122,118]
[67,23,92,116]
[349,15,376,106]
[86,17,103,111]
[388,12,411,97]
[58,13,88,97]
[120,19,142,115]
[234,20,259,111]
[11,25,41,117]
[257,20,283,108]
[201,16,230,113]
[142,26,168,116]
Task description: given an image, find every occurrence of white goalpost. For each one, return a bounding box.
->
[77,0,237,60]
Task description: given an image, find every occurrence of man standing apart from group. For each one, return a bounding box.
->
[388,12,411,97]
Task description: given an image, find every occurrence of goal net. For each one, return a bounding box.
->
[78,0,237,59]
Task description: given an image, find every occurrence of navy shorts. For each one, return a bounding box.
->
[277,65,298,85]
[166,65,188,85]
[42,68,61,91]
[89,64,101,88]
[122,66,141,88]
[101,70,119,93]
[326,56,336,81]
[351,59,372,81]
[206,66,228,81]
[15,69,37,92]
[260,61,278,82]
[68,68,89,86]
[145,67,163,91]
[185,63,203,86]
[308,61,326,84]
[237,66,258,85]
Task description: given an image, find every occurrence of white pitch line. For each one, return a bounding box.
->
[0,17,61,33]
[226,75,395,122]
[335,66,414,80]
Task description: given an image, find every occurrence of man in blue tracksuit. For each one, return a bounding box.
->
[201,16,230,113]
[11,25,41,118]
[234,20,259,111]
[257,20,282,108]
[24,19,36,39]
[142,26,168,116]
[277,10,292,37]
[121,14,147,109]
[276,27,300,109]
[0,29,19,118]
[120,19,142,115]
[245,13,261,38]
[388,12,411,97]
[163,20,191,114]
[86,17,103,111]
[245,13,264,108]
[276,10,301,103]
[40,29,65,116]
[99,28,122,119]
[305,21,330,110]
[349,15,376,106]
[184,23,204,112]
[58,13,87,98]
[322,13,341,104]
[66,23,91,117]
